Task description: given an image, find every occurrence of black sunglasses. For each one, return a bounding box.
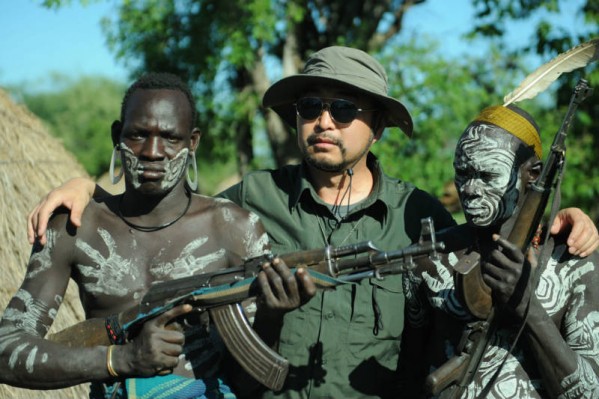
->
[295,97,375,124]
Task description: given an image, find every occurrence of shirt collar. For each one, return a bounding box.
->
[289,153,389,220]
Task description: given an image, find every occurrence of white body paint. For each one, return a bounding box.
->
[409,244,599,398]
[76,228,141,297]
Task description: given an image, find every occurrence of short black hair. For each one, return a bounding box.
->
[121,72,197,126]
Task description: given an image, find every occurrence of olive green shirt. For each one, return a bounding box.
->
[219,154,455,398]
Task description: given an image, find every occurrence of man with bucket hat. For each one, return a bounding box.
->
[220,47,597,398]
[26,47,599,398]
[263,45,413,136]
[220,46,456,397]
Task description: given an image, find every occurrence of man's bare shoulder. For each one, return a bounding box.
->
[190,193,256,221]
[187,193,268,258]
[45,196,117,236]
[83,195,120,222]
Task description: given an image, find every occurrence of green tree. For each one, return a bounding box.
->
[373,41,515,197]
[41,0,599,219]
[18,74,125,177]
[96,0,429,175]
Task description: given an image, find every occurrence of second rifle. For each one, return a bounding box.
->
[425,79,593,398]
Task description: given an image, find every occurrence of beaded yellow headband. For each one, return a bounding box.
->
[474,105,542,159]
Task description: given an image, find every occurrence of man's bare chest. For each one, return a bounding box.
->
[71,227,232,311]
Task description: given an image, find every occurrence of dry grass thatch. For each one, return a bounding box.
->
[0,88,90,398]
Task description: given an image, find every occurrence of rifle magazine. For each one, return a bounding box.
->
[210,304,289,391]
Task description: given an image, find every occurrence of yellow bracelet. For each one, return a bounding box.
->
[106,345,119,378]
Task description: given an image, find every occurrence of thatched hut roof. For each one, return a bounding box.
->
[0,88,90,398]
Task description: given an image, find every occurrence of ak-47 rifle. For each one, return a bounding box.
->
[425,79,593,398]
[50,217,444,391]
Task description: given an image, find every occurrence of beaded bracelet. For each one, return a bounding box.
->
[105,314,126,345]
[106,345,119,378]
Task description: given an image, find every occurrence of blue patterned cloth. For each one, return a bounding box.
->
[125,375,235,399]
[91,376,235,399]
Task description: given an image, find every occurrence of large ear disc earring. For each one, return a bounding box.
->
[109,144,124,185]
[186,151,198,192]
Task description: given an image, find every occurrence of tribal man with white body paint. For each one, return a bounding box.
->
[23,46,599,399]
[401,105,599,398]
[0,73,313,399]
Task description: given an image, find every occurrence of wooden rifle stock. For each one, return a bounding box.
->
[426,79,593,397]
[425,317,494,398]
[50,217,444,391]
[425,353,469,397]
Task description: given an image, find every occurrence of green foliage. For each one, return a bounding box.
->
[97,0,430,170]
[41,0,95,9]
[30,0,599,218]
[100,0,279,166]
[372,41,514,198]
[197,158,239,195]
[16,75,126,177]
[468,0,599,219]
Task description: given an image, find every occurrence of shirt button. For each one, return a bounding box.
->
[325,313,334,319]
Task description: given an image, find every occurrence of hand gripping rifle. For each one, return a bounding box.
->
[50,217,444,391]
[425,79,593,398]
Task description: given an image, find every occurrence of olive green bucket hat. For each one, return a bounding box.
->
[263,46,413,137]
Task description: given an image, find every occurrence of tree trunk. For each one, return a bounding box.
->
[253,41,302,167]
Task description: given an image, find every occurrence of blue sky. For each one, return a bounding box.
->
[0,0,129,88]
[0,0,589,91]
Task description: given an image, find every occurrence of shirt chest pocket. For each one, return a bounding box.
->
[349,275,405,342]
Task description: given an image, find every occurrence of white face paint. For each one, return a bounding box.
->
[120,143,189,191]
[453,124,522,227]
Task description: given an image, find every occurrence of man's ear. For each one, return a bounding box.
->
[372,113,385,142]
[526,159,543,184]
[190,128,202,152]
[111,121,122,147]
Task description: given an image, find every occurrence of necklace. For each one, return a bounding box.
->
[117,191,192,232]
[330,171,353,220]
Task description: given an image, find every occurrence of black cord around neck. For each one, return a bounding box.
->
[117,189,192,232]
[331,168,354,220]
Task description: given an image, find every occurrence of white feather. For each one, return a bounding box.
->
[503,38,599,106]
